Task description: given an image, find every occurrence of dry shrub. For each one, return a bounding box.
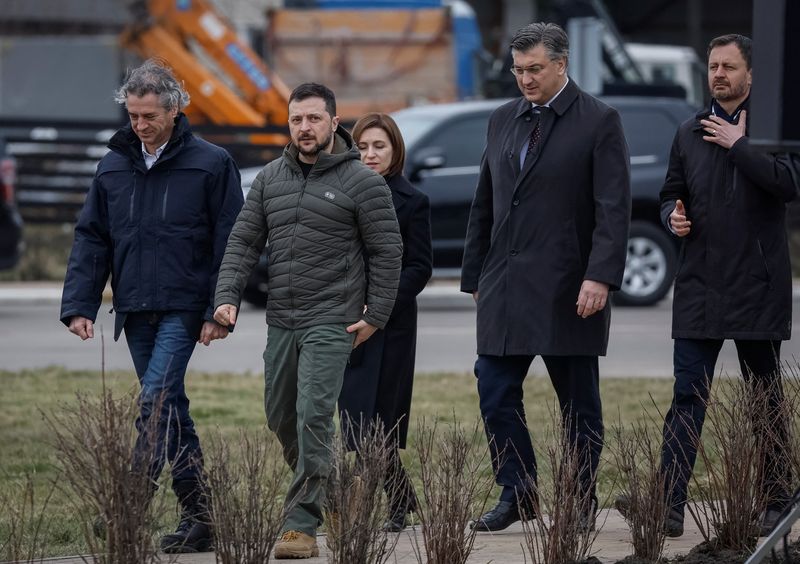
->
[410,417,493,564]
[608,412,672,562]
[520,404,601,564]
[0,472,56,562]
[204,428,291,564]
[779,364,800,496]
[687,374,774,552]
[324,418,397,564]
[44,341,167,564]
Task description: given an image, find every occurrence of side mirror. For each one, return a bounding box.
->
[408,147,446,181]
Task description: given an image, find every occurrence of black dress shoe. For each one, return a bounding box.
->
[759,508,783,537]
[471,500,530,532]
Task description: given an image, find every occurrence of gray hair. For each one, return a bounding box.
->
[114,59,190,111]
[510,22,570,63]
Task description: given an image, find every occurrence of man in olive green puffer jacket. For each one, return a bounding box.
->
[213,83,402,559]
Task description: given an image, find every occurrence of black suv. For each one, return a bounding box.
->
[393,96,695,306]
[242,95,695,307]
[0,137,23,271]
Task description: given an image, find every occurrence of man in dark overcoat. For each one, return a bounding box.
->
[615,34,799,538]
[460,22,631,531]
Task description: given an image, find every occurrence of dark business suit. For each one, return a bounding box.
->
[461,79,631,508]
[339,173,432,512]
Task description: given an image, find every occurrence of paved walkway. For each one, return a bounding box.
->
[39,509,726,563]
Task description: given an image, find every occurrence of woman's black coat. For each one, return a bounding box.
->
[339,174,433,448]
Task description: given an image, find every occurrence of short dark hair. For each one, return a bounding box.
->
[707,34,752,69]
[510,22,569,63]
[289,82,337,117]
[351,112,406,178]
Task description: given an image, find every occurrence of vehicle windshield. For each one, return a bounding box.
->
[391,113,440,148]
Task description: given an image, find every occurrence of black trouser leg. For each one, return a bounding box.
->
[735,340,789,511]
[661,338,722,517]
[542,355,603,513]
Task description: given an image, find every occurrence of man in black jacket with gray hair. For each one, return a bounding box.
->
[61,59,243,553]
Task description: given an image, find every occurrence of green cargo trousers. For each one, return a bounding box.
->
[263,323,354,536]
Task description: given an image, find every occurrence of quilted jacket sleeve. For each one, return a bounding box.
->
[204,151,244,321]
[214,169,269,309]
[351,169,402,329]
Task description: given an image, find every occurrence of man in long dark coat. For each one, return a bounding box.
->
[460,22,631,531]
[617,34,799,538]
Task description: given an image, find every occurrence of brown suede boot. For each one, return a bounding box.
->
[274,530,319,559]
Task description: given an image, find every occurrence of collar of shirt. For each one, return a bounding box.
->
[710,96,748,124]
[531,77,570,112]
[141,141,168,170]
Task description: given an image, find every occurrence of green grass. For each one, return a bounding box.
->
[0,367,682,558]
[0,224,75,282]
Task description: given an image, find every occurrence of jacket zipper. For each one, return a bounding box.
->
[344,256,349,304]
[129,172,137,221]
[289,177,307,325]
[161,172,171,222]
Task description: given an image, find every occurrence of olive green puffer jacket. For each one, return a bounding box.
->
[214,129,402,330]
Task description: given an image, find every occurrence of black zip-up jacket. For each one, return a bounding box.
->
[660,101,799,340]
[60,114,243,330]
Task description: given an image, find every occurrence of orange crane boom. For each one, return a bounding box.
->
[122,0,290,128]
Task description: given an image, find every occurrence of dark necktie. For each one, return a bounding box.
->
[525,108,544,162]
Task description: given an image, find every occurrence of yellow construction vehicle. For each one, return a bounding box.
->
[121,0,290,143]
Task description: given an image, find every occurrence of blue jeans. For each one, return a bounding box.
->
[124,311,204,483]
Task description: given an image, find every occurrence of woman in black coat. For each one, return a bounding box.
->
[339,113,433,532]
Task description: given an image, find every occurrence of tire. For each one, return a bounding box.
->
[615,220,678,307]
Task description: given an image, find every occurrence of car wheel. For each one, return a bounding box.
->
[615,220,677,306]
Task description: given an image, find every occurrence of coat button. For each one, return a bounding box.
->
[510,249,518,256]
[512,199,520,206]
